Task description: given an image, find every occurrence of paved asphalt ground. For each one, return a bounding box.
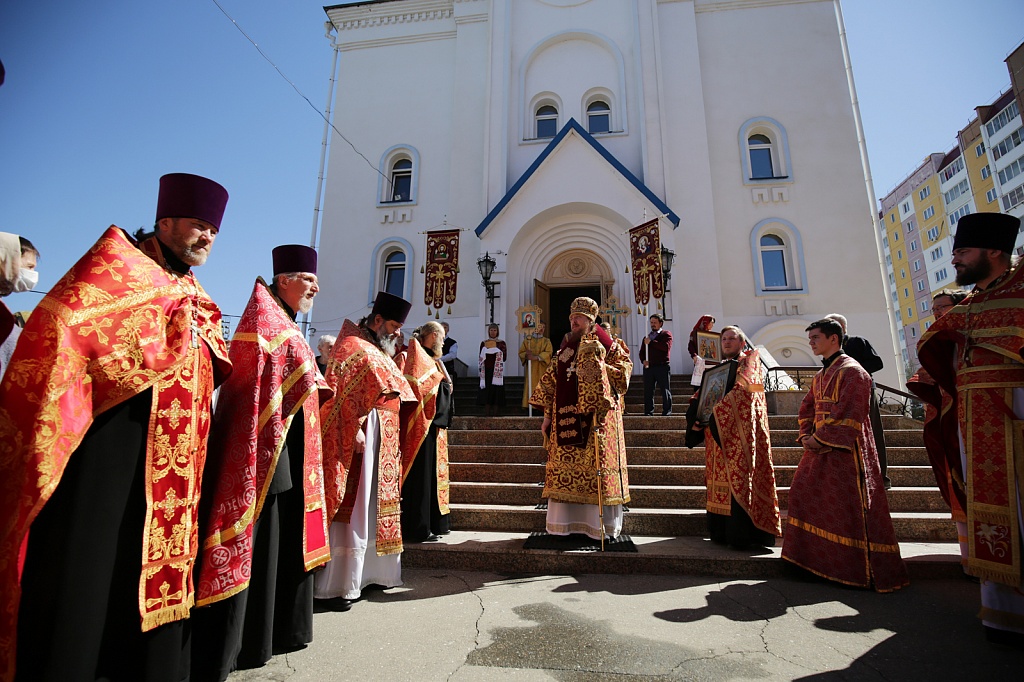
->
[227,568,1023,681]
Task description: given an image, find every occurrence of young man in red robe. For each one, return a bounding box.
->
[0,173,231,681]
[782,318,908,592]
[192,245,332,680]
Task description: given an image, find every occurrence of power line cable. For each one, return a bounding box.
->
[209,0,389,186]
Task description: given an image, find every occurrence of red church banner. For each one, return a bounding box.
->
[424,229,460,312]
[629,219,664,306]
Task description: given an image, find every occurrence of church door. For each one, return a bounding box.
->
[546,285,602,348]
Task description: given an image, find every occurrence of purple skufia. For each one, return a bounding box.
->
[156,173,229,229]
[372,291,412,324]
[272,244,317,275]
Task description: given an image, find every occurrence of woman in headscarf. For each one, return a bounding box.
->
[477,323,506,416]
[687,314,715,360]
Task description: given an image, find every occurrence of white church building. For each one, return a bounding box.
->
[314,0,902,386]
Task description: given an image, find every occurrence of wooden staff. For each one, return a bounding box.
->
[595,432,604,551]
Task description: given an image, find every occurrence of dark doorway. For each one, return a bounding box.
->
[548,285,602,350]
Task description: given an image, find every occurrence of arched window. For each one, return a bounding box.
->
[750,219,807,295]
[748,134,774,179]
[383,251,406,296]
[368,238,414,304]
[377,145,419,205]
[536,105,558,138]
[759,234,788,288]
[587,100,610,134]
[389,159,412,202]
[738,118,792,184]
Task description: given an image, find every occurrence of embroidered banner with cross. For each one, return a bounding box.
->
[424,229,460,314]
[628,219,664,307]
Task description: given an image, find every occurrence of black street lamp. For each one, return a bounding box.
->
[477,251,497,324]
[660,245,675,320]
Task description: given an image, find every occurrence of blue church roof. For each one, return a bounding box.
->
[474,118,681,237]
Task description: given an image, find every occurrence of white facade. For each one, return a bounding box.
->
[315,0,901,386]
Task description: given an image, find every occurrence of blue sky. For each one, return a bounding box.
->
[1,1,1022,329]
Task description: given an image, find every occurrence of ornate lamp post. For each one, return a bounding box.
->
[660,245,675,320]
[477,251,497,324]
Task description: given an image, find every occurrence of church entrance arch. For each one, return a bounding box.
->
[534,249,613,346]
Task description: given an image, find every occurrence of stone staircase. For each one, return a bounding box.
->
[403,375,962,579]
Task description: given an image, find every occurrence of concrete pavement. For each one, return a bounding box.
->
[227,568,1022,681]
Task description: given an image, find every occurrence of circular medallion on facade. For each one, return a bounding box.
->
[567,257,587,277]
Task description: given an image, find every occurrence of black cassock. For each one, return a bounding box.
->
[401,380,454,541]
[17,390,192,682]
[191,408,313,682]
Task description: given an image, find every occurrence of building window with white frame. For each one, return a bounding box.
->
[935,267,948,282]
[919,186,931,201]
[759,234,789,287]
[927,226,940,241]
[536,105,558,138]
[748,135,774,179]
[383,250,406,297]
[981,165,991,180]
[587,100,611,134]
[377,146,419,205]
[739,118,791,184]
[976,141,985,157]
[750,218,806,295]
[922,206,934,220]
[388,159,412,203]
[987,188,999,203]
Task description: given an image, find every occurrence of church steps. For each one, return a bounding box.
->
[400,531,962,580]
[423,387,959,577]
[448,482,951,512]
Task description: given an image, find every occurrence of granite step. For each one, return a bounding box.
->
[449,462,941,488]
[443,505,958,542]
[448,482,950,512]
[446,428,926,448]
[447,414,919,431]
[401,530,963,580]
[447,445,932,467]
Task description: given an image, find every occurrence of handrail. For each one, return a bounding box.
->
[763,369,925,422]
[875,381,925,421]
[763,366,820,392]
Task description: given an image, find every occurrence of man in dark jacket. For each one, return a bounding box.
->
[640,313,673,416]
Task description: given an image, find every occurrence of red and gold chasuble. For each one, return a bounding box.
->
[706,350,781,536]
[0,227,230,678]
[530,327,632,505]
[398,339,449,511]
[906,367,967,526]
[320,320,414,556]
[917,264,1024,587]
[196,279,332,606]
[782,354,908,592]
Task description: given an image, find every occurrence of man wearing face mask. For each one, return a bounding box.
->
[0,173,232,681]
[0,233,39,378]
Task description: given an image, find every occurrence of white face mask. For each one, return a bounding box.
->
[12,268,38,293]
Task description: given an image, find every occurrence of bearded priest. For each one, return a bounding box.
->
[530,297,632,540]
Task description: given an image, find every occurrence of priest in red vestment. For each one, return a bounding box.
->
[0,173,231,681]
[782,318,908,592]
[191,245,332,680]
[314,291,415,611]
[399,322,454,542]
[688,326,781,549]
[916,212,1024,647]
